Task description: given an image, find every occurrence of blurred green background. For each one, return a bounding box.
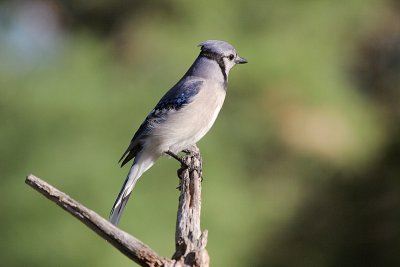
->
[1,0,400,266]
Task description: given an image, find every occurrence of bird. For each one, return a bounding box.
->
[110,40,247,225]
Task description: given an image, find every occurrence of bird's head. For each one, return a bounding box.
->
[198,40,247,75]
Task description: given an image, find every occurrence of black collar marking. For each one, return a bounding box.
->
[200,51,227,84]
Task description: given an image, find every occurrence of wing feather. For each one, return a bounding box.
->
[118,78,203,167]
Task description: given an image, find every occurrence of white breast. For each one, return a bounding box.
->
[147,80,226,154]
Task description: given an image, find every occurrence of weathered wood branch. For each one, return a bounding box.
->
[25,145,209,267]
[25,174,172,267]
[173,145,209,266]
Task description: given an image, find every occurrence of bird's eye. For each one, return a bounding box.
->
[228,54,235,61]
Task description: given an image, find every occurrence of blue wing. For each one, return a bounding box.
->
[119,79,203,166]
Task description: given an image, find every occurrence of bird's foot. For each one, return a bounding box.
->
[165,151,189,168]
[164,149,203,190]
[182,145,200,156]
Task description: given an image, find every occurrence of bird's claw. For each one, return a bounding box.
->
[165,151,187,166]
[165,150,203,190]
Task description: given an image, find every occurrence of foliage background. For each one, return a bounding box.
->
[1,0,400,266]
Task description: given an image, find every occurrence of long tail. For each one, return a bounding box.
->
[110,152,155,225]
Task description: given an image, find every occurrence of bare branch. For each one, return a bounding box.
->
[25,144,209,267]
[173,145,209,267]
[25,174,173,267]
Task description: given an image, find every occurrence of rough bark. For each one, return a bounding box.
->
[173,145,209,266]
[25,145,209,267]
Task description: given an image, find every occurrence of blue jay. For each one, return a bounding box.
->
[110,40,247,225]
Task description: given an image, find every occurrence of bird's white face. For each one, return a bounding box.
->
[222,52,237,74]
[221,51,247,76]
[197,40,247,80]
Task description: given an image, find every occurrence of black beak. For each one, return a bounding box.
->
[235,56,248,64]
